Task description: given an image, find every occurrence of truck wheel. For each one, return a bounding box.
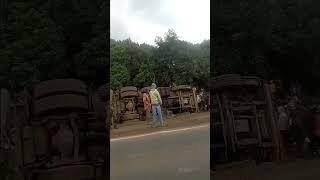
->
[120,86,137,93]
[120,91,138,98]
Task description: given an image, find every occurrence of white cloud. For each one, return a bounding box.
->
[111,0,210,45]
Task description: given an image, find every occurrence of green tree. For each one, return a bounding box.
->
[75,33,108,85]
[0,2,65,90]
[110,29,210,89]
[151,29,209,88]
[133,63,154,87]
[111,62,130,89]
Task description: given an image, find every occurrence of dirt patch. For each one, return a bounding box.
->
[111,112,209,138]
[212,159,320,180]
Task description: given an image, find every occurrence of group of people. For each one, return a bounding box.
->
[142,83,165,128]
[275,92,320,159]
[110,83,165,128]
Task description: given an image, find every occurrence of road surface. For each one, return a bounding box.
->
[111,124,210,180]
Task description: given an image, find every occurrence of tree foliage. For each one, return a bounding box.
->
[110,29,210,90]
[0,0,108,91]
[75,33,108,86]
[110,62,130,89]
[0,2,65,90]
[214,0,320,93]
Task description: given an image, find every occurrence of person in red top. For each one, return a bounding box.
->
[143,90,151,122]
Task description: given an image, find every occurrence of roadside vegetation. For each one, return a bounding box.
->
[111,29,210,90]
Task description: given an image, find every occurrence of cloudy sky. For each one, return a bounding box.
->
[111,0,210,45]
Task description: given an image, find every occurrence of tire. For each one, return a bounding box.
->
[34,94,88,116]
[93,84,109,120]
[120,91,138,98]
[120,86,137,93]
[33,79,88,99]
[95,84,109,102]
[137,93,143,103]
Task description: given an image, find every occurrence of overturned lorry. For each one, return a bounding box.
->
[211,75,281,167]
[113,85,202,125]
[118,86,140,123]
[166,85,198,113]
[0,79,109,180]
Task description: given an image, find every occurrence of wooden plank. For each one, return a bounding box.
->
[70,118,79,161]
[224,95,236,152]
[192,88,199,112]
[234,115,255,119]
[259,142,273,147]
[231,106,253,111]
[259,110,270,138]
[237,138,259,146]
[216,94,229,161]
[252,101,266,105]
[178,91,182,111]
[253,104,262,145]
[230,101,265,106]
[264,83,281,161]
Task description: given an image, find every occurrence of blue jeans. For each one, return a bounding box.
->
[152,104,163,127]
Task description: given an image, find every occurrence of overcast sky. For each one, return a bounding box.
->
[111,0,210,45]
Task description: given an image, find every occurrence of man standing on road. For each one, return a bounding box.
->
[149,83,164,128]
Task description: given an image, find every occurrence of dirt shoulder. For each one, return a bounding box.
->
[212,159,320,180]
[111,111,209,139]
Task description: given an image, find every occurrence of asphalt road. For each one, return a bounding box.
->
[111,125,210,180]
